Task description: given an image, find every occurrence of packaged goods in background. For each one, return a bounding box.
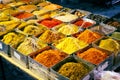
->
[76,29,102,44]
[55,37,88,54]
[37,18,63,28]
[87,14,109,23]
[54,12,78,22]
[38,30,65,43]
[77,48,108,65]
[73,18,95,28]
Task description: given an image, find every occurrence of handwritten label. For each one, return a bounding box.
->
[14,51,21,60]
[0,43,2,50]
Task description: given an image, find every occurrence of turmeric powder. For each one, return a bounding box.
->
[55,37,88,54]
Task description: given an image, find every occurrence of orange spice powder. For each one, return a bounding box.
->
[14,12,34,19]
[77,29,102,44]
[34,49,67,68]
[77,48,108,65]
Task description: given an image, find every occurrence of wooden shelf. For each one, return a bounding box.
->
[0,52,43,80]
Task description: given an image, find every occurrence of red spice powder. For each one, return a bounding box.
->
[14,12,34,19]
[38,18,62,28]
[74,19,93,28]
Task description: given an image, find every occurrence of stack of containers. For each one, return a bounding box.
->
[0,0,120,80]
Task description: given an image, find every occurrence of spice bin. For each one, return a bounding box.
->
[0,0,120,80]
[76,44,114,70]
[16,23,47,37]
[53,23,82,36]
[37,18,63,29]
[72,29,103,44]
[0,31,26,56]
[92,37,119,70]
[92,37,119,54]
[10,36,47,68]
[28,46,68,80]
[53,37,89,54]
[38,29,66,44]
[108,32,120,70]
[50,55,95,80]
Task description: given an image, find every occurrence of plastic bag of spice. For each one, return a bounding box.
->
[94,71,120,80]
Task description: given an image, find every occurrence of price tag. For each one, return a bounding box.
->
[14,51,21,60]
[0,43,3,50]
